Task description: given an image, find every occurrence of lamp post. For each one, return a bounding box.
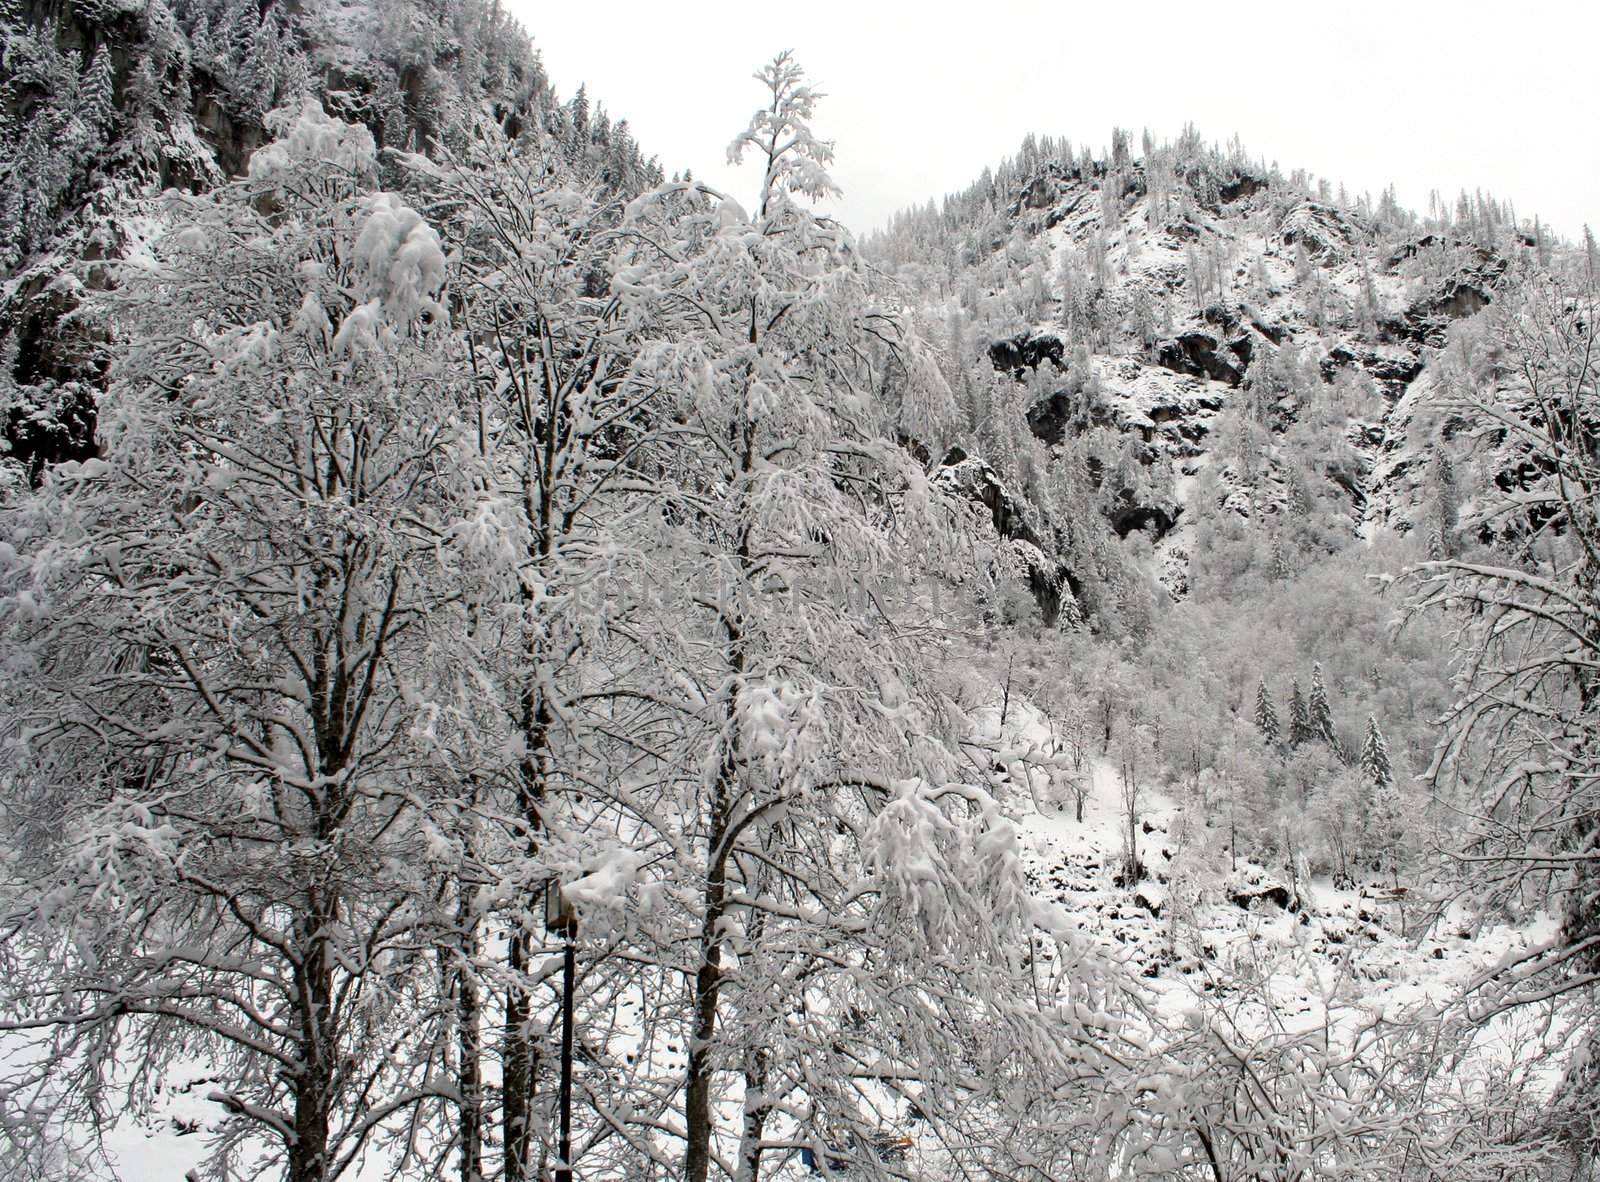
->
[545,880,577,1182]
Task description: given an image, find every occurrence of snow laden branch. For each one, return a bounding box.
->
[0,99,482,1182]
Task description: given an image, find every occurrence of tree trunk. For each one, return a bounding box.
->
[733,1045,773,1182]
[686,404,759,1182]
[289,1087,331,1182]
[684,755,733,1182]
[502,924,533,1182]
[289,898,336,1182]
[503,709,548,1182]
[457,899,484,1182]
[503,325,569,1182]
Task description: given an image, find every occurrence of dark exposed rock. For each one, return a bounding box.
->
[1399,245,1505,328]
[1087,357,1227,461]
[2,261,111,486]
[1377,312,1447,349]
[1020,174,1057,210]
[1147,403,1216,446]
[1154,331,1243,387]
[1241,303,1286,344]
[988,331,1066,379]
[2,0,575,487]
[1044,190,1091,230]
[897,433,933,468]
[1385,233,1444,269]
[934,448,1044,549]
[1494,454,1559,497]
[1024,385,1120,446]
[1379,271,1497,348]
[1227,873,1294,912]
[1166,212,1203,241]
[1197,307,1262,372]
[1219,172,1266,203]
[1025,555,1079,627]
[1025,393,1074,447]
[1108,498,1178,540]
[3,382,98,487]
[1385,233,1450,270]
[1321,343,1424,387]
[932,448,1080,626]
[190,73,268,184]
[1324,456,1367,508]
[1415,279,1492,321]
[1115,167,1148,202]
[1006,161,1083,219]
[1133,886,1162,918]
[1350,423,1385,448]
[1385,235,1505,273]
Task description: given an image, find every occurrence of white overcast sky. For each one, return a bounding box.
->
[508,0,1598,242]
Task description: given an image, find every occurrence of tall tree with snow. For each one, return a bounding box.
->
[1287,677,1313,747]
[612,53,1121,1182]
[1359,714,1393,789]
[419,125,675,1182]
[1408,260,1600,988]
[0,101,473,1182]
[1253,676,1280,745]
[1308,661,1339,752]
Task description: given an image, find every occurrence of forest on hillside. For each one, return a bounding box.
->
[0,4,1597,1182]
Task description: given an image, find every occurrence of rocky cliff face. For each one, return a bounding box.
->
[879,146,1527,618]
[0,0,592,484]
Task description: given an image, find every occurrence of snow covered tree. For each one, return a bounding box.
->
[1428,443,1463,560]
[0,101,473,1182]
[418,127,676,1182]
[608,53,1111,1182]
[1358,715,1410,886]
[1253,675,1280,744]
[1269,534,1292,581]
[82,44,116,138]
[1308,766,1363,881]
[1287,677,1313,747]
[1408,260,1600,988]
[1116,722,1155,883]
[1308,660,1340,754]
[1360,714,1393,789]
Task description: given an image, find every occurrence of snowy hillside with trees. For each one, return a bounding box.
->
[1,3,1597,1181]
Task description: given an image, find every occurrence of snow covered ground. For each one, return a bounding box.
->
[39,690,1566,1181]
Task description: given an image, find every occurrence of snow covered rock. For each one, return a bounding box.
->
[1279,200,1367,261]
[931,448,1082,624]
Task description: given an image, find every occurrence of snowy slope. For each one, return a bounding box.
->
[982,695,1551,1039]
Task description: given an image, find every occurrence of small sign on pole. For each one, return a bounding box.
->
[545,878,577,936]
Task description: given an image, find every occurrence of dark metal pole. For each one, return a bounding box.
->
[556,930,575,1182]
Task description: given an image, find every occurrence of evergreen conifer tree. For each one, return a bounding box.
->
[1287,678,1312,747]
[84,44,116,137]
[1360,714,1393,788]
[1360,714,1408,883]
[1269,535,1292,581]
[1308,661,1338,750]
[1254,677,1279,744]
[1429,445,1461,559]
